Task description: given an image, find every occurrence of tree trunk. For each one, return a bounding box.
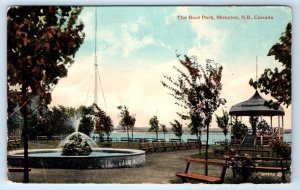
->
[205,125,209,176]
[197,134,201,156]
[127,126,129,146]
[156,130,158,140]
[20,87,29,183]
[131,127,133,140]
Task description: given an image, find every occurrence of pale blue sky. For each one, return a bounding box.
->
[51,6,292,129]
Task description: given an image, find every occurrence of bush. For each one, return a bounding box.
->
[230,154,257,182]
[62,133,92,156]
[269,138,291,158]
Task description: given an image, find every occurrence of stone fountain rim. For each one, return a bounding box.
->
[7,148,145,158]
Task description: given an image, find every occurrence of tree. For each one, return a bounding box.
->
[170,120,183,141]
[215,109,229,140]
[249,116,259,137]
[7,6,85,182]
[117,105,136,142]
[77,105,94,136]
[93,104,114,141]
[160,124,168,140]
[250,23,291,108]
[47,106,75,137]
[149,116,159,140]
[257,120,272,136]
[232,119,248,140]
[162,54,225,175]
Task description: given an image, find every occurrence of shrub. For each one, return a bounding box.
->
[62,133,92,156]
[269,138,291,158]
[230,154,257,182]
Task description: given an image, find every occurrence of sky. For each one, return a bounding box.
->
[50,6,292,129]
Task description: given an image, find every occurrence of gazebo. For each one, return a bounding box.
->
[229,90,285,146]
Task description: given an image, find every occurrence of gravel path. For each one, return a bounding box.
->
[7,149,199,183]
[7,149,290,184]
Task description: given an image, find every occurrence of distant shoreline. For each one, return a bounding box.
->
[114,128,292,134]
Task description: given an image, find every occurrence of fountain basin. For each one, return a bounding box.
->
[7,148,145,169]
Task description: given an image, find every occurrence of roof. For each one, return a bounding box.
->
[229,91,285,116]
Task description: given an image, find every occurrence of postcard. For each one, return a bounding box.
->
[7,5,292,184]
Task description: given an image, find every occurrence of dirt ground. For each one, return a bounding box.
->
[7,149,290,184]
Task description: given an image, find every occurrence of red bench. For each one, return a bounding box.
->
[176,158,227,184]
[8,167,32,172]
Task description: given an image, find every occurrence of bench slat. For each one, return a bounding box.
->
[176,172,222,183]
[186,158,225,166]
[8,167,32,172]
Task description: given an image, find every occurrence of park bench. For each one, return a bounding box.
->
[168,139,189,150]
[176,158,227,184]
[8,166,31,172]
[163,142,177,151]
[152,142,168,152]
[37,136,48,140]
[147,142,158,152]
[139,142,153,153]
[187,139,200,149]
[8,138,22,150]
[170,141,189,150]
[227,156,290,181]
[237,149,270,157]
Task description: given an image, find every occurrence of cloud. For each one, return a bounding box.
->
[188,20,229,62]
[165,6,190,25]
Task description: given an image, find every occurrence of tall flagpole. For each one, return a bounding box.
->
[94,7,98,105]
[256,56,258,82]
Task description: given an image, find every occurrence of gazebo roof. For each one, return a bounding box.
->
[229,91,285,116]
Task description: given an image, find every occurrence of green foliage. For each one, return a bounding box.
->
[232,119,248,139]
[160,124,168,139]
[162,53,226,168]
[7,113,22,134]
[162,54,225,135]
[117,105,136,140]
[170,120,183,140]
[269,138,291,158]
[7,6,85,110]
[250,23,291,108]
[93,104,114,140]
[249,116,259,136]
[215,109,229,139]
[230,154,257,181]
[78,105,94,136]
[149,116,159,140]
[47,105,75,136]
[62,133,92,156]
[160,124,167,133]
[7,6,85,182]
[257,119,272,136]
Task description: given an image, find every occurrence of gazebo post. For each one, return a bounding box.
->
[282,116,284,140]
[278,116,281,137]
[270,116,273,128]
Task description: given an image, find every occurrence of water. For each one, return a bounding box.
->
[57,131,98,148]
[92,131,292,144]
[26,151,131,157]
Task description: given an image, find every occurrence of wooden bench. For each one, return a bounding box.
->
[176,158,227,184]
[176,141,189,150]
[163,142,177,151]
[152,142,168,152]
[8,139,22,150]
[8,166,32,172]
[227,156,290,181]
[187,139,200,149]
[237,149,270,157]
[139,142,153,153]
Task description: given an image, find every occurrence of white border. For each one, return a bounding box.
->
[0,1,299,190]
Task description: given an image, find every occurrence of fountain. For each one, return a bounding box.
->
[7,117,145,169]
